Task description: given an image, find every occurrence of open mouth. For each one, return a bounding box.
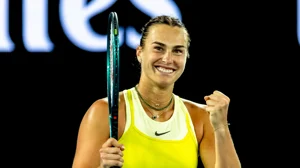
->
[156,66,174,74]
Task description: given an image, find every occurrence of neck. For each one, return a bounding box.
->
[135,84,173,111]
[135,83,173,105]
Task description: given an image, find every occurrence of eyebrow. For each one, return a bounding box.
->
[152,41,185,49]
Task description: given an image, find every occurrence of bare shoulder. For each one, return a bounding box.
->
[84,91,125,123]
[75,99,108,133]
[85,98,109,118]
[180,97,207,116]
[90,97,108,109]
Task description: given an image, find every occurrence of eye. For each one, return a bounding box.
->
[173,49,183,55]
[154,46,163,51]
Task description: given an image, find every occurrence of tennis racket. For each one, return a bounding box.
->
[107,11,120,140]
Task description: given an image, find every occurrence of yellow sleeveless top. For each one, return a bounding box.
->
[118,88,198,168]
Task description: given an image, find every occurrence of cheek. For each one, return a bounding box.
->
[176,56,187,67]
[142,53,157,63]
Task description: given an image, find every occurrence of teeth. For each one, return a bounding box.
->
[157,67,173,73]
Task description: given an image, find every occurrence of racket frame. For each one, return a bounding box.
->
[107,11,120,140]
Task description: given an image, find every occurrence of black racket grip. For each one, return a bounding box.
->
[110,115,118,139]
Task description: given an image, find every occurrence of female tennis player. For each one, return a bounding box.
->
[72,15,241,168]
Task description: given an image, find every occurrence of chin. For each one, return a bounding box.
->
[156,79,174,88]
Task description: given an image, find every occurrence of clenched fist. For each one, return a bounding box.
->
[204,90,230,130]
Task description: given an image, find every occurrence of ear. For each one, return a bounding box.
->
[136,46,142,63]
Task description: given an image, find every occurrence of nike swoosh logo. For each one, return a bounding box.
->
[155,130,171,136]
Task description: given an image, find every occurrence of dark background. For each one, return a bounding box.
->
[0,0,299,167]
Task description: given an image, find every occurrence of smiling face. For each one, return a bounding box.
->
[136,24,189,88]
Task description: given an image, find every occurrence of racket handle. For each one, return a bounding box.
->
[110,111,118,139]
[110,119,118,139]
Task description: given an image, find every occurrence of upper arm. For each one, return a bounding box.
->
[199,110,216,168]
[72,99,110,168]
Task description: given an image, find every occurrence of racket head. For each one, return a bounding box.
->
[107,12,120,139]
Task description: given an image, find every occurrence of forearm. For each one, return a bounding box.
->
[214,126,241,168]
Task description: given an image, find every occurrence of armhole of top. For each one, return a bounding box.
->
[177,95,198,146]
[123,89,135,134]
[123,89,132,133]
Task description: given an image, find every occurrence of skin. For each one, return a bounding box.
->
[72,24,241,168]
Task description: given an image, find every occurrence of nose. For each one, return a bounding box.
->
[161,51,172,63]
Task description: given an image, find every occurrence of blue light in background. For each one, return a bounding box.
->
[298,0,300,45]
[0,0,182,52]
